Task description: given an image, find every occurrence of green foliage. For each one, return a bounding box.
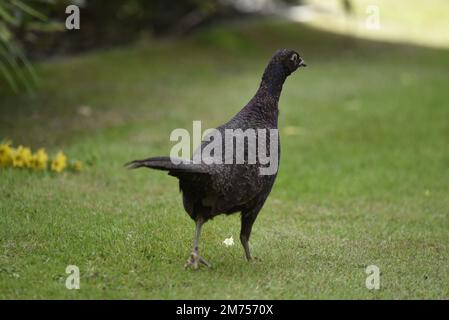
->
[0,0,230,92]
[0,0,50,92]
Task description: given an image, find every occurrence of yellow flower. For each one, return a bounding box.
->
[71,160,83,171]
[32,148,49,170]
[0,141,13,167]
[12,146,32,168]
[51,151,67,173]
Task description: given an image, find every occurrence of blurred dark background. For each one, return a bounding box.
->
[4,0,301,59]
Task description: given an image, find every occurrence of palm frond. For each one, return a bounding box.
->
[0,0,49,93]
[11,0,48,21]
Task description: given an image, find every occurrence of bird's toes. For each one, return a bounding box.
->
[184,260,199,270]
[183,260,192,269]
[246,256,262,262]
[184,252,200,270]
[199,256,211,268]
[184,252,211,270]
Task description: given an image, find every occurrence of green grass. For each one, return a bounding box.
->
[1,19,449,299]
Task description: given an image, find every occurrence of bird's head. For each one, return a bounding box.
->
[271,48,307,76]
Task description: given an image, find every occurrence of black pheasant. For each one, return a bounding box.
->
[126,49,306,269]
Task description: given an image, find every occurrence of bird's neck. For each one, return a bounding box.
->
[254,62,287,105]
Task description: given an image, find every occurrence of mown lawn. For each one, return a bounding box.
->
[1,19,449,299]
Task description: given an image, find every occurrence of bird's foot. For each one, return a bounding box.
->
[245,255,262,262]
[184,251,211,270]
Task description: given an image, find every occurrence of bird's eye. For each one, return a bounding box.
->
[290,54,298,62]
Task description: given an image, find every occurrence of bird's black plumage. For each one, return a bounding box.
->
[127,49,306,268]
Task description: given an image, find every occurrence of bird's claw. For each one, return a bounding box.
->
[184,251,211,270]
[199,256,211,267]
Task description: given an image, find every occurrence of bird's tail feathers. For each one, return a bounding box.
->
[125,156,210,175]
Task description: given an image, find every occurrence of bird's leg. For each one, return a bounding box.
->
[240,212,258,261]
[184,217,210,270]
[241,234,252,261]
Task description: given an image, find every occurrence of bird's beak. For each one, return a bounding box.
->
[299,59,307,68]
